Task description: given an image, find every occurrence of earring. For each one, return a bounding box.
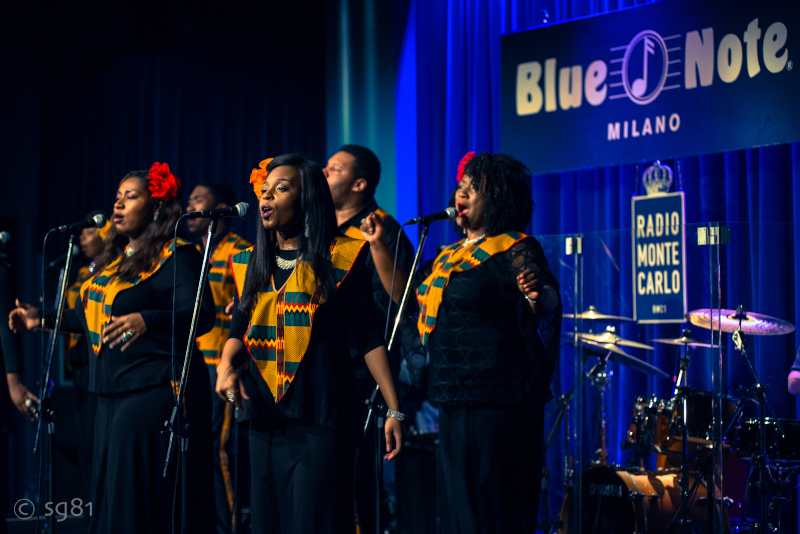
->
[154,211,160,221]
[304,213,309,238]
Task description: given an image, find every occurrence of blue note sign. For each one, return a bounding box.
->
[632,191,686,323]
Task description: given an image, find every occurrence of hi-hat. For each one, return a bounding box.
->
[562,305,634,321]
[686,308,795,336]
[573,339,670,379]
[651,334,719,348]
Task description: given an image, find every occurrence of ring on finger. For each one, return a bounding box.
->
[226,391,235,403]
[120,331,134,344]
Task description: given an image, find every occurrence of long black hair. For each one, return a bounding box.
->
[238,154,338,317]
[460,152,534,236]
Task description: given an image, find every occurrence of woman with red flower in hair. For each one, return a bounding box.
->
[9,163,216,534]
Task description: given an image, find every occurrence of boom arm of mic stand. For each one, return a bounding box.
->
[163,219,216,476]
[364,223,431,436]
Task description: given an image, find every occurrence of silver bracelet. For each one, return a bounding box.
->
[386,409,405,422]
[524,294,537,304]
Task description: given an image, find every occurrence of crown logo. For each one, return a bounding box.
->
[642,161,673,196]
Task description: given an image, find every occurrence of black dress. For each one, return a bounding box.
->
[46,246,216,534]
[228,246,385,534]
[425,236,561,534]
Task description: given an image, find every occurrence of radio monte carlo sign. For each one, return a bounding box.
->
[500,0,800,174]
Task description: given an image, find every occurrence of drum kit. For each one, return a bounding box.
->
[550,305,798,534]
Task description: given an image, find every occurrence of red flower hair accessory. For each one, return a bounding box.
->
[148,162,182,201]
[456,151,476,183]
[250,158,273,197]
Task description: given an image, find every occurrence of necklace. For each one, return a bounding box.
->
[462,233,486,247]
[276,256,298,270]
[125,245,135,257]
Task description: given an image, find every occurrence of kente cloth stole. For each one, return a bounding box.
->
[80,239,191,355]
[231,236,366,403]
[67,265,92,351]
[196,232,251,365]
[417,231,525,345]
[343,207,390,240]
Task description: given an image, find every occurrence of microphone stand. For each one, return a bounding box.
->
[35,232,78,534]
[363,221,433,534]
[162,217,216,482]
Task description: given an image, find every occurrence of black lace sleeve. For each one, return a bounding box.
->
[495,236,562,398]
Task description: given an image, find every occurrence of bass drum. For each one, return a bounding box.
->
[559,466,730,534]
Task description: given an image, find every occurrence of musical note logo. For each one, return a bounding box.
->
[622,30,669,106]
[631,37,655,98]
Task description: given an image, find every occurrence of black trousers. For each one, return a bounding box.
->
[249,418,357,534]
[438,401,545,534]
[208,364,235,534]
[90,375,215,534]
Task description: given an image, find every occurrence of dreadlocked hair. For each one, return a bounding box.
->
[238,154,338,318]
[461,152,534,236]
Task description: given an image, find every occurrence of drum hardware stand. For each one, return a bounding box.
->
[539,387,574,533]
[585,354,611,466]
[731,307,785,534]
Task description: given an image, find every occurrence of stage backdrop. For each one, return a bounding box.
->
[393,0,800,525]
[500,0,800,173]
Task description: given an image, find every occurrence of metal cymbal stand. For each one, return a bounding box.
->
[672,331,698,534]
[585,353,611,466]
[731,306,785,533]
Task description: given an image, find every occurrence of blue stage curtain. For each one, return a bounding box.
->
[395,0,800,525]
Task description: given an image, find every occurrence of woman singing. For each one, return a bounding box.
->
[416,151,561,533]
[215,154,402,534]
[9,163,215,534]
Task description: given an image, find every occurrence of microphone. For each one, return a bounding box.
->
[0,231,9,244]
[404,207,457,226]
[54,214,107,233]
[184,202,250,220]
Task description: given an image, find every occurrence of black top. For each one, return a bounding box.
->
[424,236,561,405]
[338,198,414,396]
[0,259,23,375]
[45,246,215,394]
[229,246,385,440]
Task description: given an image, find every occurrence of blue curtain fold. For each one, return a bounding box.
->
[395,0,800,524]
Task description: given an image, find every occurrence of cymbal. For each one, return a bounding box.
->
[686,309,795,336]
[577,331,654,350]
[562,305,634,321]
[574,339,670,379]
[651,335,719,348]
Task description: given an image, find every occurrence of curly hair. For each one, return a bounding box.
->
[459,152,534,236]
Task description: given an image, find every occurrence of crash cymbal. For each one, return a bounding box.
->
[562,305,634,322]
[686,308,795,336]
[574,339,670,379]
[578,330,654,350]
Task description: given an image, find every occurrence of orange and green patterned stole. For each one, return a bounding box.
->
[343,207,391,240]
[230,236,366,402]
[417,231,526,345]
[196,232,251,366]
[67,265,93,351]
[80,239,191,355]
